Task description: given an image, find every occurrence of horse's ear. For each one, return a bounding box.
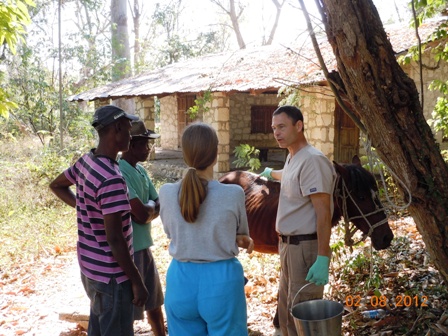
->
[352,155,362,166]
[333,161,347,177]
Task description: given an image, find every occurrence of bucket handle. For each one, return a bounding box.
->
[291,282,313,307]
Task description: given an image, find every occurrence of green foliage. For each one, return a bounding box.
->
[232,144,261,172]
[428,79,448,134]
[0,89,18,120]
[331,229,383,291]
[0,130,96,271]
[8,49,60,137]
[2,42,97,145]
[188,90,211,119]
[0,0,34,54]
[0,137,76,270]
[413,0,448,25]
[19,0,113,94]
[397,2,448,147]
[27,147,71,185]
[441,149,448,162]
[0,0,34,118]
[358,154,406,216]
[397,44,425,65]
[0,136,171,272]
[278,85,303,107]
[430,96,448,132]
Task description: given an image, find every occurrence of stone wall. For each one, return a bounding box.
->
[229,89,335,161]
[206,92,230,175]
[159,95,179,150]
[147,90,337,176]
[229,93,279,150]
[135,97,157,160]
[401,43,448,149]
[135,97,155,129]
[140,46,448,176]
[300,87,335,159]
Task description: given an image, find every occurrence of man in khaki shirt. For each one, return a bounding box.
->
[260,105,336,336]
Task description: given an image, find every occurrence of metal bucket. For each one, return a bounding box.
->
[290,283,344,336]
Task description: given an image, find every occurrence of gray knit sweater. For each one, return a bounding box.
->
[159,180,249,262]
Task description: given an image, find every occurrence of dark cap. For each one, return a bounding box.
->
[130,120,160,139]
[92,105,139,130]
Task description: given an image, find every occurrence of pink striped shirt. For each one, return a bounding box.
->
[64,150,133,284]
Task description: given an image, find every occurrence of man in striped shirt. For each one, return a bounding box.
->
[50,105,148,335]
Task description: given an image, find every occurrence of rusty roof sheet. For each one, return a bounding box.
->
[69,18,447,102]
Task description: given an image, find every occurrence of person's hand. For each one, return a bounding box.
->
[236,235,254,254]
[147,200,156,208]
[260,167,274,181]
[131,280,149,307]
[146,200,159,219]
[305,255,330,286]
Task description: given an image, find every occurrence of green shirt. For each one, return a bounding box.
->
[118,159,158,251]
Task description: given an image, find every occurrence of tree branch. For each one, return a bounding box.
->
[265,0,286,45]
[298,0,367,134]
[411,0,424,110]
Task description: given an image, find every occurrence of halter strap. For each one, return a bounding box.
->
[334,175,389,248]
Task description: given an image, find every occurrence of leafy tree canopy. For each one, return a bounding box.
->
[0,0,34,118]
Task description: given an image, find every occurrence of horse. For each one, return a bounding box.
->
[219,155,394,331]
[219,155,394,253]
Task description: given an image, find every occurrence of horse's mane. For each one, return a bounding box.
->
[345,164,377,196]
[331,163,377,226]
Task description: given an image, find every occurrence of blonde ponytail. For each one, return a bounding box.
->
[178,123,218,223]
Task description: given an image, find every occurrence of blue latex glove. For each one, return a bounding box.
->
[305,255,330,286]
[260,167,274,181]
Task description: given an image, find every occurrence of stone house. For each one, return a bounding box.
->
[69,19,448,176]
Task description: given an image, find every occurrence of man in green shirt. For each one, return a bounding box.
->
[119,120,165,336]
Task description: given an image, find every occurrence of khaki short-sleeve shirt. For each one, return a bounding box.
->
[276,145,336,235]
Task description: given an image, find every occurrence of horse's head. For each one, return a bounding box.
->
[333,156,394,250]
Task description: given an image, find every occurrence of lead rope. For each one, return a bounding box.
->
[362,136,412,211]
[361,135,413,279]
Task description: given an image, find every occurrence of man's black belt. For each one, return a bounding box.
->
[280,233,318,245]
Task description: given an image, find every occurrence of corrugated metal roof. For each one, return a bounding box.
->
[69,18,447,102]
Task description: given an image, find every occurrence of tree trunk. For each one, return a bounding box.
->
[111,0,133,112]
[132,0,142,73]
[315,0,448,281]
[227,0,245,49]
[111,0,131,81]
[211,0,246,49]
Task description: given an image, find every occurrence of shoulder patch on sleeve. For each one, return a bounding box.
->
[310,187,317,193]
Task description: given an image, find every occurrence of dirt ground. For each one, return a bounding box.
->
[0,216,280,336]
[0,147,286,336]
[1,216,447,336]
[1,148,446,336]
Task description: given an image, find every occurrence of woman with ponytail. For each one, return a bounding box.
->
[159,122,253,336]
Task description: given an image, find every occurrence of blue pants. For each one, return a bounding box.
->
[165,258,248,336]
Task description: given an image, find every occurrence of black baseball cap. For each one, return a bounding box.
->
[92,105,139,130]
